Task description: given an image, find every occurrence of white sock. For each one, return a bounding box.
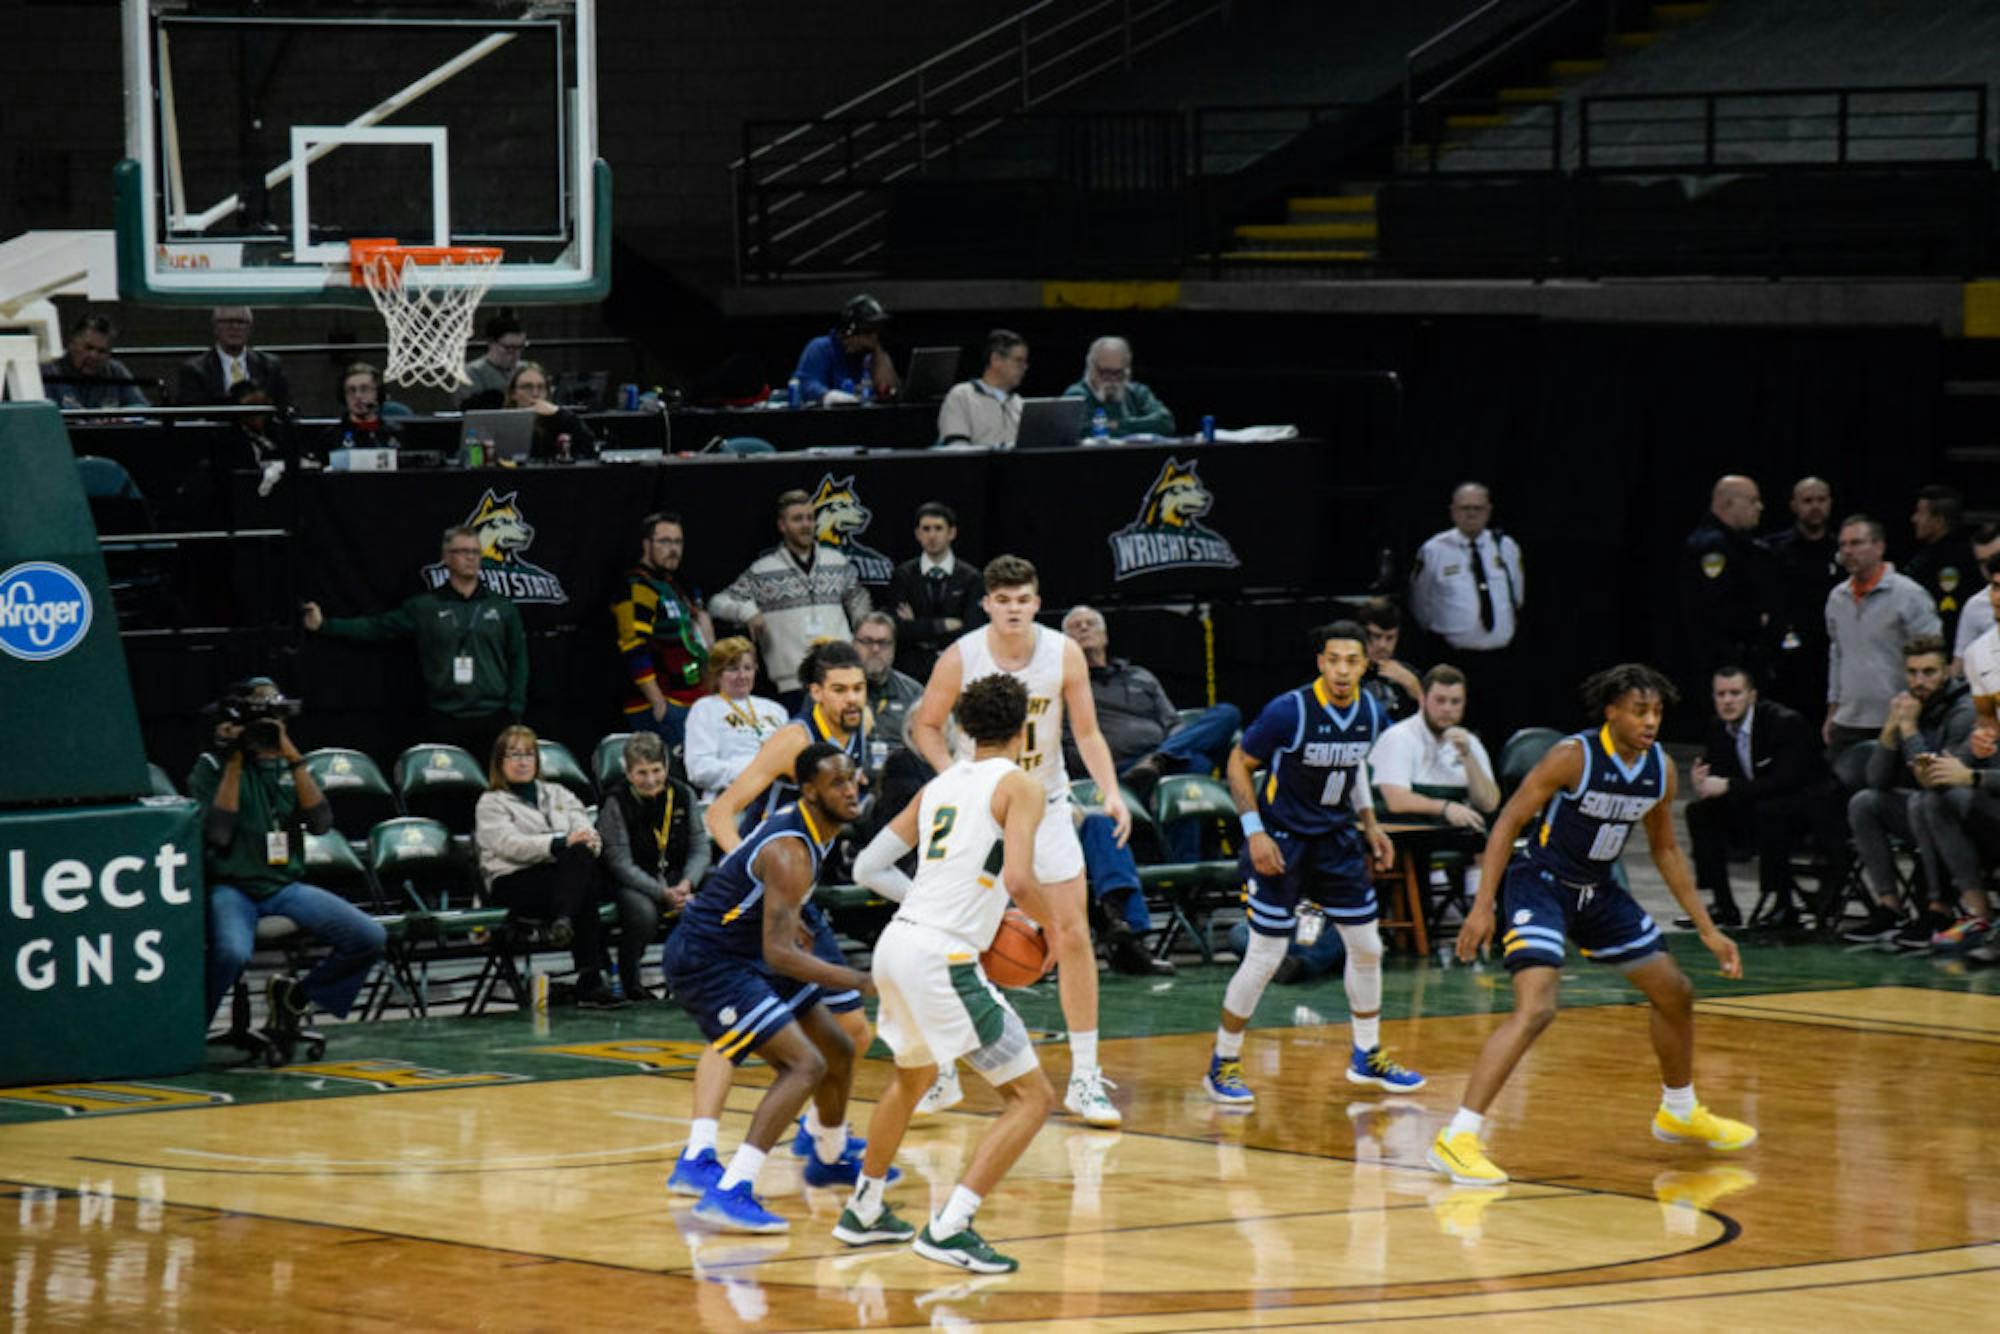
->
[846,1173,887,1224]
[1447,1107,1485,1139]
[934,1183,982,1237]
[1661,1084,1697,1118]
[807,1107,848,1165]
[1069,1029,1099,1076]
[686,1118,719,1158]
[717,1143,766,1192]
[1214,1026,1244,1059]
[1351,1015,1381,1052]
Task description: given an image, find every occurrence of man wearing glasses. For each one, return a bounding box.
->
[455,313,528,407]
[1060,336,1175,438]
[178,306,290,408]
[303,525,529,760]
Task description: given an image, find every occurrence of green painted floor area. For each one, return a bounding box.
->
[2,935,1991,1125]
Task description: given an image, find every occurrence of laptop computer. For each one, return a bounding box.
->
[460,408,536,462]
[900,346,962,402]
[1013,396,1088,451]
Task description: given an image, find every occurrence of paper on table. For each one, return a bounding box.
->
[1212,425,1299,443]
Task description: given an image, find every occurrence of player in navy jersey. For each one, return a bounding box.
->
[662,743,886,1232]
[1203,620,1423,1107]
[691,640,875,1171]
[1429,663,1755,1190]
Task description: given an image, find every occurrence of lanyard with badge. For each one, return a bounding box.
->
[255,760,297,865]
[653,784,675,879]
[450,598,480,685]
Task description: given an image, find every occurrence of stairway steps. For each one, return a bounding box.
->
[1497,86,1562,104]
[1232,220,1379,243]
[1287,195,1377,215]
[1549,57,1609,79]
[1445,111,1516,131]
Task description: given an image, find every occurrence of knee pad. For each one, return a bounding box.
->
[1335,920,1383,966]
[1222,929,1289,1018]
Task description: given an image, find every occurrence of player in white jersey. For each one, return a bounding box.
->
[844,674,1056,1274]
[908,554,1133,1128]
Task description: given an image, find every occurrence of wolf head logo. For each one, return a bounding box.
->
[468,491,535,563]
[811,475,873,549]
[1139,462,1212,529]
[1108,458,1239,581]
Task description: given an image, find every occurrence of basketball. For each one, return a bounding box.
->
[981,909,1051,988]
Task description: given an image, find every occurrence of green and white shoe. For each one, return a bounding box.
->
[832,1202,917,1246]
[913,1222,1018,1274]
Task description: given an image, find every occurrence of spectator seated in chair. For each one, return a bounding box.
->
[1681,665,1845,931]
[474,724,624,1008]
[596,731,709,1002]
[189,677,386,1056]
[506,360,597,460]
[1074,801,1175,977]
[1840,636,1974,950]
[1366,663,1499,912]
[1059,603,1240,840]
[684,636,791,802]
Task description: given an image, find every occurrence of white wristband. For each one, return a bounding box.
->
[1239,811,1264,838]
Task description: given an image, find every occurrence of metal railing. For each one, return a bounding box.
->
[1579,84,1989,171]
[733,0,1230,280]
[1403,0,1633,145]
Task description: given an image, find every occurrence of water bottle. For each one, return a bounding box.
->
[1201,414,1216,443]
[462,425,484,468]
[619,382,639,412]
[787,376,802,408]
[859,354,875,403]
[1091,407,1109,440]
[556,431,573,463]
[342,429,355,450]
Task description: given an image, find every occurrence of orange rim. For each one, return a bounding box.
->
[350,238,504,288]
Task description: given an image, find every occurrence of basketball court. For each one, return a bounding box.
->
[3,938,1995,1329]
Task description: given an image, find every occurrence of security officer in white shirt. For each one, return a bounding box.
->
[1409,482,1525,738]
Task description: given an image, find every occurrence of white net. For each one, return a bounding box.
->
[357,248,502,391]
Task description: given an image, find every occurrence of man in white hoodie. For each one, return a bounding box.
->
[711,488,873,708]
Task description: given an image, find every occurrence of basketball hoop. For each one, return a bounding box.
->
[350,238,504,391]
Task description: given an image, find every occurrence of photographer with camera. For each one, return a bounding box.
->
[188,678,387,1045]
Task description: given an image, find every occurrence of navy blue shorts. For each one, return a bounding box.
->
[806,900,863,1014]
[661,932,819,1065]
[1241,824,1376,938]
[1497,861,1664,972]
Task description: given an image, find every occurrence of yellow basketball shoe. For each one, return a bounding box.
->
[1426,1129,1508,1186]
[1652,1104,1758,1150]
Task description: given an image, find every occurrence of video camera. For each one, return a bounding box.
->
[203,687,303,754]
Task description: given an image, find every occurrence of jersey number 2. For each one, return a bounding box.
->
[926,806,958,860]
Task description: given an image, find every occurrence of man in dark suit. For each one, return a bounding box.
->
[1682,664,1844,929]
[177,306,291,408]
[885,501,983,679]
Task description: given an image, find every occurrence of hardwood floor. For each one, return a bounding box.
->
[2,980,1993,1330]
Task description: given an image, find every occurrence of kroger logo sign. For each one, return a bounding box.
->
[0,562,93,662]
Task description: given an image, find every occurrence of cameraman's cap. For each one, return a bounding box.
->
[837,294,889,335]
[238,675,278,690]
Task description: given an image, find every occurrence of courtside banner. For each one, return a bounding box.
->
[0,402,150,803]
[0,800,206,1085]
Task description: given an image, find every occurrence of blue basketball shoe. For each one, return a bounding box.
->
[802,1145,901,1189]
[789,1115,867,1158]
[692,1180,789,1233]
[666,1147,723,1198]
[1347,1046,1426,1092]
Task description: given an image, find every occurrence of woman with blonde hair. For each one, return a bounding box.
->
[473,724,623,1008]
[683,636,789,802]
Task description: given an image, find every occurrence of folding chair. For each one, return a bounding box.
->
[393,744,489,836]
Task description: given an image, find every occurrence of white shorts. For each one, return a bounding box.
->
[872,918,1040,1086]
[1034,792,1086,884]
